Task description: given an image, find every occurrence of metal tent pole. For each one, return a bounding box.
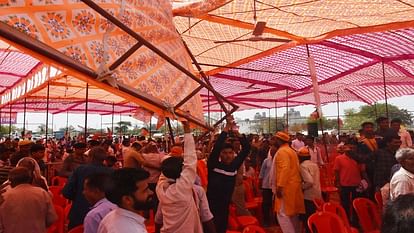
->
[149,116,152,138]
[166,117,175,144]
[268,108,271,134]
[286,89,289,130]
[23,97,27,137]
[66,110,69,133]
[208,88,210,126]
[51,114,54,138]
[100,115,103,135]
[111,102,115,135]
[8,103,12,137]
[275,100,278,132]
[374,103,378,119]
[0,108,2,137]
[337,92,340,136]
[45,82,50,141]
[382,61,389,119]
[84,83,89,143]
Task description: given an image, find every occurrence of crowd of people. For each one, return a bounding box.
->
[0,115,414,233]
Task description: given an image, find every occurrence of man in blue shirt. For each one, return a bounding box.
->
[83,173,117,233]
[63,146,112,230]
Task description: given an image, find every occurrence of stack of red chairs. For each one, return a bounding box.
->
[319,164,338,201]
[228,204,259,231]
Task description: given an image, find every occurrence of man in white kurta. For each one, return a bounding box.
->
[156,122,203,233]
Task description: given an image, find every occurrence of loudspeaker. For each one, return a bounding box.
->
[307,123,318,137]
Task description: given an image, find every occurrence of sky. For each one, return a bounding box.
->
[13,95,414,133]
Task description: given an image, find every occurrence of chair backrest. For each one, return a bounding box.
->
[49,186,63,196]
[48,205,64,233]
[308,211,348,233]
[313,198,325,211]
[67,225,84,233]
[243,179,255,202]
[323,202,352,229]
[374,191,383,211]
[353,198,381,233]
[242,225,266,233]
[51,176,67,186]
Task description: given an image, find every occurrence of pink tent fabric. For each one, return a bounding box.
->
[201,28,414,111]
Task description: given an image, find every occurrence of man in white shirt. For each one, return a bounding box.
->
[390,148,414,201]
[291,133,305,151]
[98,168,154,233]
[156,121,204,233]
[304,136,324,166]
[391,118,413,148]
[297,148,322,233]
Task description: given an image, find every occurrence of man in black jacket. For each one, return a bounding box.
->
[207,117,251,233]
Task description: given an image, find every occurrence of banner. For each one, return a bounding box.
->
[0,112,17,124]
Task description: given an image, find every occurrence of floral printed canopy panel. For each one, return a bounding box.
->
[0,0,204,121]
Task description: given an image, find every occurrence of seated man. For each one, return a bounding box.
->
[0,167,57,233]
[83,173,117,233]
[156,121,206,233]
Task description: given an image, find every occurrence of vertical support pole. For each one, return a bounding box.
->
[149,116,152,138]
[66,110,69,133]
[275,100,278,132]
[45,82,50,141]
[119,114,122,138]
[100,115,103,135]
[0,108,2,137]
[9,103,12,138]
[111,102,115,134]
[166,117,175,144]
[84,83,89,143]
[374,103,378,119]
[51,114,54,138]
[268,108,271,134]
[23,97,27,137]
[208,82,211,126]
[382,61,389,119]
[337,92,340,136]
[286,89,289,131]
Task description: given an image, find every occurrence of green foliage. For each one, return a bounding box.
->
[115,121,132,133]
[307,117,339,130]
[343,103,413,130]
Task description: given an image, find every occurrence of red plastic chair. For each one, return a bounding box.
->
[323,202,358,233]
[313,198,325,211]
[353,198,381,233]
[50,186,68,208]
[229,205,259,229]
[374,191,383,213]
[242,225,266,233]
[308,211,348,233]
[64,203,72,224]
[47,205,64,233]
[51,176,67,186]
[67,225,83,233]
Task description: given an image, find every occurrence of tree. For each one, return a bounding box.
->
[115,121,132,134]
[344,103,413,130]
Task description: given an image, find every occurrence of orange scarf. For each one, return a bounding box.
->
[363,138,378,152]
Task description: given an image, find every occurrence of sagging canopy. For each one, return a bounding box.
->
[0,0,205,127]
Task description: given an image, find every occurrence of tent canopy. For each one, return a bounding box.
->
[1,0,414,118]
